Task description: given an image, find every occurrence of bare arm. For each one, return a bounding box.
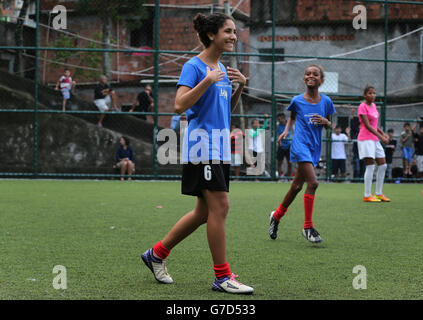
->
[360,114,389,144]
[400,133,411,144]
[227,67,246,112]
[278,112,296,145]
[130,96,138,112]
[345,127,351,140]
[412,121,418,134]
[230,83,244,112]
[311,114,332,129]
[377,127,386,136]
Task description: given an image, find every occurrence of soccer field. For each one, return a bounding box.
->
[0,180,422,300]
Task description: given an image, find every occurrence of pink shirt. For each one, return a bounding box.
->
[357,102,379,141]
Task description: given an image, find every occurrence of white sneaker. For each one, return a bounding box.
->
[268,211,280,240]
[302,227,323,243]
[141,248,173,284]
[212,274,254,294]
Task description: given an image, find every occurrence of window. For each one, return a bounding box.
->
[129,10,153,48]
[258,48,284,62]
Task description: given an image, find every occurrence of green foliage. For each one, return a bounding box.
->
[68,0,147,77]
[50,33,117,81]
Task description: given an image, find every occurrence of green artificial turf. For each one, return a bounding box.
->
[0,180,422,300]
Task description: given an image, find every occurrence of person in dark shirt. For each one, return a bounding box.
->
[94,75,119,127]
[412,122,423,178]
[383,128,397,179]
[115,136,135,181]
[130,84,153,120]
[277,113,293,178]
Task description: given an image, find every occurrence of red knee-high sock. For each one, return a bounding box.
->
[153,241,171,260]
[274,203,288,221]
[213,262,231,279]
[304,194,315,229]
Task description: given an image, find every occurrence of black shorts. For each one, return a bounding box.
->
[332,159,346,174]
[277,147,290,161]
[182,162,230,197]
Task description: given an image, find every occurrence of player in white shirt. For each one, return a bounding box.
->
[331,125,350,181]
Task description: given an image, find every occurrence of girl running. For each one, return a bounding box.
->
[141,12,253,294]
[357,85,390,202]
[268,65,335,243]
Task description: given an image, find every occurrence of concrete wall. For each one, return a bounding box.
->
[0,70,182,176]
[249,22,423,98]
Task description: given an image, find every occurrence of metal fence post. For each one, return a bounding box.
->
[382,0,389,132]
[153,0,160,179]
[271,0,277,181]
[33,0,41,177]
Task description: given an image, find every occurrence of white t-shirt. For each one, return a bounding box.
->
[59,76,73,90]
[331,133,348,159]
[248,129,265,153]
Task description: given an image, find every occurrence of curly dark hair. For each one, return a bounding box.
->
[121,136,130,146]
[306,64,325,82]
[193,12,233,48]
[363,84,375,95]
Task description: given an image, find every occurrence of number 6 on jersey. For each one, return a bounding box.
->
[204,165,212,181]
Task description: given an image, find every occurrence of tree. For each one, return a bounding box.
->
[50,33,106,81]
[76,0,147,78]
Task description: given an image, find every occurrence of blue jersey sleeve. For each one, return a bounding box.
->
[286,96,297,113]
[177,62,199,89]
[326,97,336,117]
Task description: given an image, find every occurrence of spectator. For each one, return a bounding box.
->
[246,115,268,175]
[400,122,413,177]
[331,125,350,181]
[115,136,135,181]
[412,122,423,179]
[130,84,153,120]
[94,75,119,127]
[383,129,397,180]
[55,69,76,112]
[276,113,293,178]
[230,123,243,180]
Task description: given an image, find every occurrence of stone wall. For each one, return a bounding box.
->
[0,70,181,176]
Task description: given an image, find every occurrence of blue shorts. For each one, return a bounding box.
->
[61,88,71,100]
[402,147,413,162]
[290,142,320,167]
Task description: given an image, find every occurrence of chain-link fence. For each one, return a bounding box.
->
[1,0,422,182]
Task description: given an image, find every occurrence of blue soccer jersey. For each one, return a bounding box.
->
[277,123,292,150]
[287,94,336,166]
[177,56,232,163]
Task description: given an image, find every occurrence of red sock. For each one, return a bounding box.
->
[213,262,231,279]
[153,241,171,260]
[304,194,315,229]
[274,203,288,221]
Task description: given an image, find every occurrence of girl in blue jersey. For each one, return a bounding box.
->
[142,13,253,294]
[268,65,335,243]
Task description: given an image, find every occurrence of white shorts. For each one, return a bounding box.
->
[416,155,423,173]
[94,95,111,112]
[358,140,385,160]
